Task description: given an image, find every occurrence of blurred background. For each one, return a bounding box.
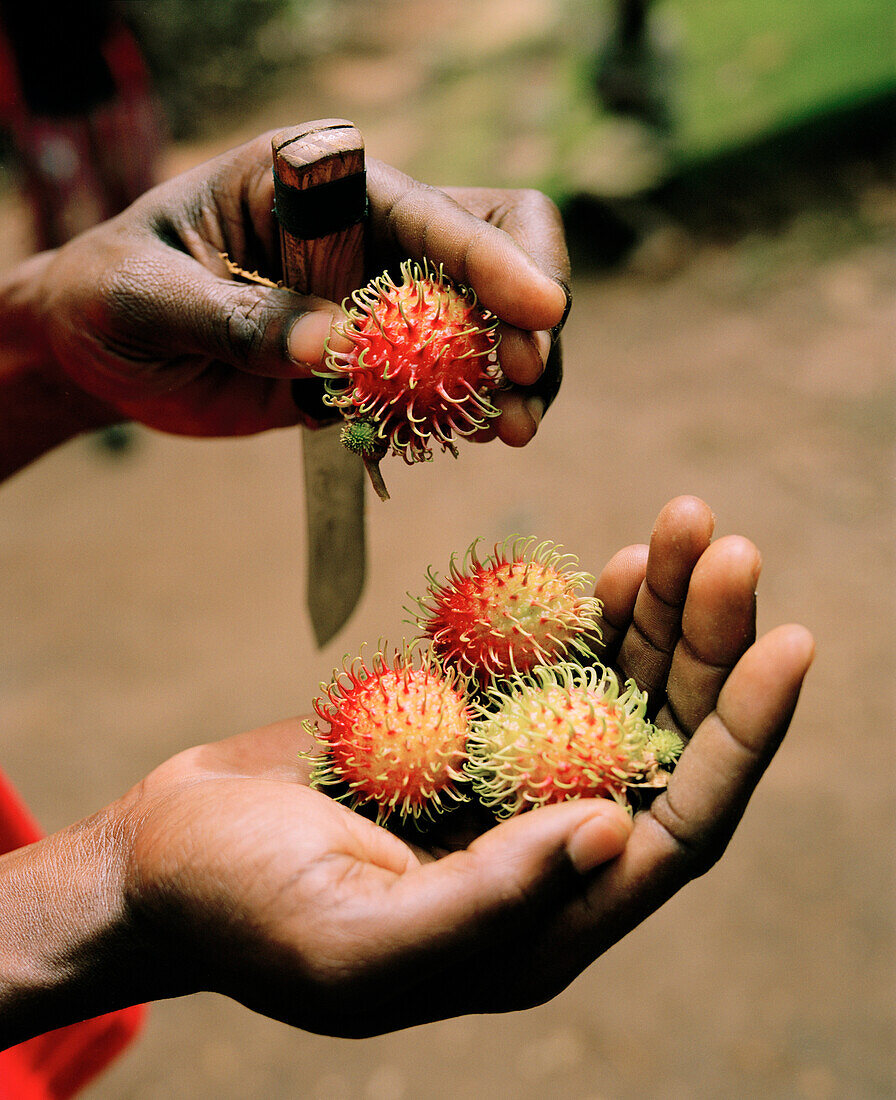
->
[1,0,893,1097]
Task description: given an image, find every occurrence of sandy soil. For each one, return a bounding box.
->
[1,5,895,1095]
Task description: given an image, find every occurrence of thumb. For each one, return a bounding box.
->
[390,799,633,956]
[119,249,347,378]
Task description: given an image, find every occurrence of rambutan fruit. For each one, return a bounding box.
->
[411,536,603,688]
[303,644,472,825]
[321,259,502,496]
[466,662,682,817]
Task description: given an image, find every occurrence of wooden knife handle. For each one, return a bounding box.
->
[272,119,366,301]
[272,120,366,423]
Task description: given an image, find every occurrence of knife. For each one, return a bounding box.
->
[272,120,368,648]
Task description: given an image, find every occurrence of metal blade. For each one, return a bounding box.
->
[303,423,366,646]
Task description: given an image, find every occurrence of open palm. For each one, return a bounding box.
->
[116,496,812,1036]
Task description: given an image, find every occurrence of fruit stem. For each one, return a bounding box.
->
[363,455,391,501]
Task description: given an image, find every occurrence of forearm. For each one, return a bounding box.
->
[0,251,119,483]
[0,808,137,1048]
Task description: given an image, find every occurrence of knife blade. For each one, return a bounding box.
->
[272,120,368,648]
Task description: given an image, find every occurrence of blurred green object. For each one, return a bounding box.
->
[97,0,896,202]
[559,0,895,196]
[669,0,896,163]
[93,424,136,458]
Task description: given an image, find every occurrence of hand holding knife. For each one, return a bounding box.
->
[271,119,568,650]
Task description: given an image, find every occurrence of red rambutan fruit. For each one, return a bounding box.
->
[411,536,603,687]
[303,644,472,825]
[466,662,682,817]
[321,259,502,493]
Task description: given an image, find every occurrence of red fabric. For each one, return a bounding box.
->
[0,24,23,125]
[0,15,164,249]
[0,770,146,1099]
[102,22,153,96]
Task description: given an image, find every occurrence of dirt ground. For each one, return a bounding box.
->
[2,7,895,1098]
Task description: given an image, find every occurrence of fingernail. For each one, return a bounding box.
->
[525,395,544,432]
[532,330,552,369]
[566,806,632,875]
[287,311,338,367]
[550,281,572,343]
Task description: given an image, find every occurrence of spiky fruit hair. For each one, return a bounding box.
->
[466,662,680,817]
[411,536,603,688]
[303,644,472,825]
[321,259,503,469]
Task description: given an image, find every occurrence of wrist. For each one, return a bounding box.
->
[0,251,120,482]
[0,803,140,1048]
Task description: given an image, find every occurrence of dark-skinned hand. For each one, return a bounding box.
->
[27,132,569,445]
[47,496,809,1041]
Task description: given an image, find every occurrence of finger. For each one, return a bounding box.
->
[368,163,569,333]
[195,370,302,432]
[592,543,650,659]
[441,187,570,397]
[513,338,563,415]
[647,623,814,875]
[160,129,283,270]
[493,323,551,387]
[378,799,632,972]
[111,363,302,436]
[441,183,572,313]
[557,624,814,957]
[290,797,632,1036]
[613,496,715,694]
[474,341,563,446]
[489,390,541,447]
[655,535,761,737]
[103,246,345,379]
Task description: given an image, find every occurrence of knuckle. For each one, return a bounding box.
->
[649,792,728,880]
[517,186,559,214]
[503,186,563,227]
[221,288,268,361]
[385,180,456,251]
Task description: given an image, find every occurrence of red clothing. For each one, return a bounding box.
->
[0,6,164,249]
[0,770,146,1098]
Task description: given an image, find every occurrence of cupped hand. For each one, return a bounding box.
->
[31,131,569,442]
[113,496,812,1036]
[116,718,629,1038]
